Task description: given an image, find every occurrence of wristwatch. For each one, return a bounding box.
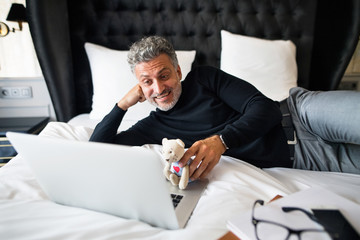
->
[219,135,229,150]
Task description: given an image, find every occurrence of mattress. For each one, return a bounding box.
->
[1,120,359,239]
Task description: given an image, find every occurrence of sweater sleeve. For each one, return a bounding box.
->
[89,104,126,143]
[196,67,283,149]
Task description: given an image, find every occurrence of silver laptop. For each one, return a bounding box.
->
[6,132,209,230]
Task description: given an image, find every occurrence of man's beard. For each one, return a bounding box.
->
[148,82,182,111]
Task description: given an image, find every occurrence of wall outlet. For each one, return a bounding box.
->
[338,81,359,91]
[0,86,33,99]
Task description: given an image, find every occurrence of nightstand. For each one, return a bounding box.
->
[0,117,49,166]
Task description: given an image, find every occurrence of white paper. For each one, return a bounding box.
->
[227,187,360,240]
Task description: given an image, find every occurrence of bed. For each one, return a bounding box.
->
[1,0,360,239]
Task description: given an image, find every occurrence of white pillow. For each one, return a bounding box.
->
[84,42,196,120]
[220,30,298,101]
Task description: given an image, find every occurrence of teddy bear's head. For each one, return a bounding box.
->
[162,138,185,163]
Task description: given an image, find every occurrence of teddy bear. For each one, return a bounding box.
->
[162,138,190,190]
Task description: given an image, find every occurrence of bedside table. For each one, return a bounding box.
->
[0,117,49,166]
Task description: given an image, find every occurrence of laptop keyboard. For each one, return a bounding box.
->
[171,194,183,208]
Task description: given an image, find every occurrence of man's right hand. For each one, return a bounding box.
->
[117,84,146,111]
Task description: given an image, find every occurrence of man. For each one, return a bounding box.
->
[89,36,293,180]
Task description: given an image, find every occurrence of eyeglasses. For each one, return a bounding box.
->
[251,200,333,240]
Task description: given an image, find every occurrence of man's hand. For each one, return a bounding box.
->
[117,84,146,111]
[178,135,227,181]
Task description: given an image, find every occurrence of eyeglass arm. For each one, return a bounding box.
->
[282,207,320,223]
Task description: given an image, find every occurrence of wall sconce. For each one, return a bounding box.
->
[0,3,27,37]
[0,22,10,37]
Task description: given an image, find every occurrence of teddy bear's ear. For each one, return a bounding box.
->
[162,138,168,145]
[176,139,185,147]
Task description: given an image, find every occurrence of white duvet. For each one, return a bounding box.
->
[1,122,359,240]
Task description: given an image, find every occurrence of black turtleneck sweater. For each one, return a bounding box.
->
[90,66,291,168]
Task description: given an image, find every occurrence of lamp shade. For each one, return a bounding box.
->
[6,3,27,22]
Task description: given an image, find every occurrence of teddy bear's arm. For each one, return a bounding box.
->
[163,162,172,180]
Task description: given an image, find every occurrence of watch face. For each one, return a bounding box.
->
[0,22,10,37]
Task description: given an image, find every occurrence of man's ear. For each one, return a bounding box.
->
[176,65,182,80]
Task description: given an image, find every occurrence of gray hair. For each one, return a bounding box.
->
[127,36,178,73]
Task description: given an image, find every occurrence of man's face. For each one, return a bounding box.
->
[134,53,182,111]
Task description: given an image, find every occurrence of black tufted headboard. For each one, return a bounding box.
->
[26,0,360,122]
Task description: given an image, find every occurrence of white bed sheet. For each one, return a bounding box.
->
[1,121,359,240]
[67,112,150,132]
[68,113,132,131]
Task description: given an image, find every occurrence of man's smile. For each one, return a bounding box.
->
[154,90,172,101]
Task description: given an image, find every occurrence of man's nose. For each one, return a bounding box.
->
[153,80,165,94]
